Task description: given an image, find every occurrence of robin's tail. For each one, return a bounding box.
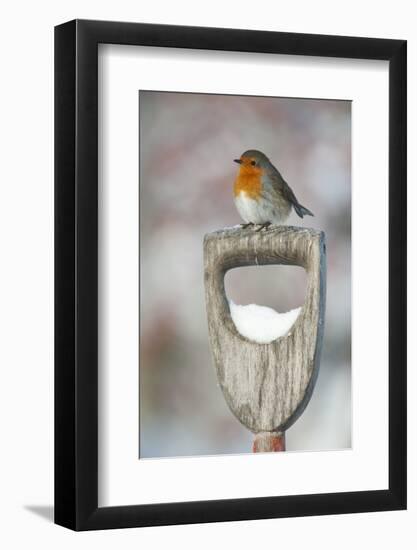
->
[294,203,314,218]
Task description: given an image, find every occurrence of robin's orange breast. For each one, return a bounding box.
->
[233,165,264,200]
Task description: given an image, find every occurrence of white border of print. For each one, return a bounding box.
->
[98,44,389,507]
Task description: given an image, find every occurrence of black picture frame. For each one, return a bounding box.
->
[55,19,407,531]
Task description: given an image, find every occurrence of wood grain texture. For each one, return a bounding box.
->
[204,225,326,434]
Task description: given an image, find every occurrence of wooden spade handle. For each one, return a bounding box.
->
[204,225,326,447]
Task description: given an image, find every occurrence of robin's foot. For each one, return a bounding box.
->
[241,222,254,229]
[255,222,272,232]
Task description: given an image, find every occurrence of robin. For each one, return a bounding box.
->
[233,149,313,230]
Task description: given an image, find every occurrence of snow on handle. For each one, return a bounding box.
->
[229,301,301,344]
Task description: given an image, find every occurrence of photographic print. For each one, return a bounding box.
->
[139,91,351,458]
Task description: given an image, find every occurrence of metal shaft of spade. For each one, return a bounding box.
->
[204,226,326,452]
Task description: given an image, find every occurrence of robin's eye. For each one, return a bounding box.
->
[251,160,256,166]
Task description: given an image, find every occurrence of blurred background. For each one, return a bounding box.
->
[139,91,351,458]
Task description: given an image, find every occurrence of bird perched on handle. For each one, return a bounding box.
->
[233,149,313,230]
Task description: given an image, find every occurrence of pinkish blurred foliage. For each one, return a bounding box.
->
[139,91,351,458]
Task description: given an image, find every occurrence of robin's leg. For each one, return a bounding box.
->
[255,222,272,232]
[241,222,254,229]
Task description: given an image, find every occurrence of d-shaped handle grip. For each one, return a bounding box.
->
[204,226,326,434]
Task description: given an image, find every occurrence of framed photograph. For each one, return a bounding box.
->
[55,19,406,530]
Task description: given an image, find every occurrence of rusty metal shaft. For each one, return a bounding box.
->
[253,432,286,453]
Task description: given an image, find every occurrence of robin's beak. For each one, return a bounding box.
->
[233,159,242,164]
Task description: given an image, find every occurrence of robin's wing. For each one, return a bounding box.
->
[266,166,300,206]
[266,167,314,218]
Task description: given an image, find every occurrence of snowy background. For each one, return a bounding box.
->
[139,91,351,458]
